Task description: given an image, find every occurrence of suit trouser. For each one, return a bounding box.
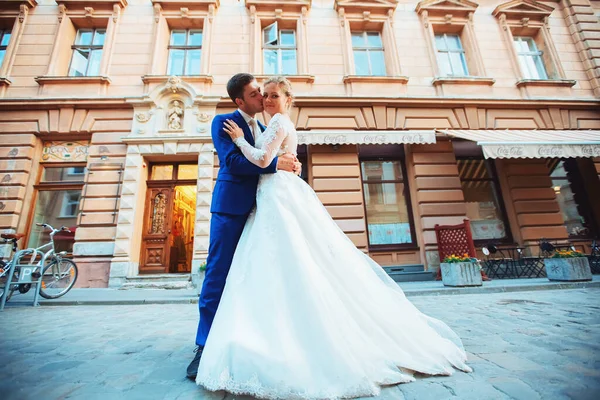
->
[195,211,249,347]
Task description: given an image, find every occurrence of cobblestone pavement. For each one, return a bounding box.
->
[1,288,599,400]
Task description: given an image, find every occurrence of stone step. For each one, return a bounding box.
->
[121,274,192,290]
[382,265,435,282]
[382,264,426,273]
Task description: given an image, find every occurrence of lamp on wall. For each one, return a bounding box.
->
[332,144,340,152]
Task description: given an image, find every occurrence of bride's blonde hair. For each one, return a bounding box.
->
[264,76,294,110]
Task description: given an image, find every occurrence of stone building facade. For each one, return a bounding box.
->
[0,0,599,288]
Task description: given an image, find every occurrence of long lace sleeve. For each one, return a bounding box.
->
[233,113,288,168]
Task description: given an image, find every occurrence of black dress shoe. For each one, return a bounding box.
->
[186,346,203,380]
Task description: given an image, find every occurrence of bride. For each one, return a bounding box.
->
[196,76,472,399]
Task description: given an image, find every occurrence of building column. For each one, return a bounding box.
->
[309,145,369,252]
[561,0,600,97]
[0,134,38,258]
[72,135,127,288]
[408,139,468,272]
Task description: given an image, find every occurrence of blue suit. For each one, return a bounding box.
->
[195,110,277,347]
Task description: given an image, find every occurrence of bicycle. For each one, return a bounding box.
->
[0,223,79,304]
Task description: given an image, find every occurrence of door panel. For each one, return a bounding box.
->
[140,187,174,274]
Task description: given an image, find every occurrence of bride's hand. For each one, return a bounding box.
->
[223,119,243,140]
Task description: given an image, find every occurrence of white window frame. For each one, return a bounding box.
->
[435,33,469,77]
[167,29,203,76]
[351,31,386,76]
[513,36,548,80]
[60,191,81,218]
[68,29,106,77]
[262,22,297,75]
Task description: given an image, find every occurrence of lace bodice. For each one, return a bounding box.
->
[232,113,297,168]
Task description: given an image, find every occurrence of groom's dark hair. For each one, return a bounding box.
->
[227,73,256,104]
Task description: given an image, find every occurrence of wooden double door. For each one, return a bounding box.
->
[140,180,197,274]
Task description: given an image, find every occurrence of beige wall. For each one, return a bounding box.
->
[1,0,600,285]
[1,0,599,100]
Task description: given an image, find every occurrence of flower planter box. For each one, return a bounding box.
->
[440,262,483,287]
[545,257,592,282]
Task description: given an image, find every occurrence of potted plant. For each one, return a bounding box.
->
[545,249,592,282]
[440,253,483,287]
[192,261,207,293]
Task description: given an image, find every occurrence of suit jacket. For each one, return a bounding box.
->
[210,110,277,215]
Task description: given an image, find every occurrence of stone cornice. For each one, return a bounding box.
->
[246,0,311,14]
[516,79,577,88]
[334,0,398,17]
[343,75,409,84]
[57,0,127,11]
[415,0,478,18]
[432,76,495,86]
[151,0,219,13]
[0,0,37,11]
[0,96,598,111]
[492,0,554,22]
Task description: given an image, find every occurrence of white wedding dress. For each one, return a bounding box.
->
[196,113,472,399]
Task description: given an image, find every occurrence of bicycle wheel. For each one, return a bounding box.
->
[39,258,78,299]
[0,267,19,301]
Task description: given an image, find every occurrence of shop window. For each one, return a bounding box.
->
[360,158,416,247]
[457,158,510,242]
[28,166,86,253]
[550,160,597,238]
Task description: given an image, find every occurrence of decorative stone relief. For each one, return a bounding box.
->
[167,100,184,130]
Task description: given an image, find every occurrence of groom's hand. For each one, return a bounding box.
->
[276,153,296,172]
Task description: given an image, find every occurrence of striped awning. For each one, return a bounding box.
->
[439,129,600,159]
[297,130,436,145]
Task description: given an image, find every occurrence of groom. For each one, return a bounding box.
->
[186,73,300,379]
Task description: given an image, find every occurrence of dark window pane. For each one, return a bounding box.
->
[28,190,81,253]
[188,31,203,46]
[87,49,102,76]
[437,52,452,76]
[369,50,386,76]
[361,160,413,246]
[150,165,174,180]
[280,30,296,46]
[449,52,468,76]
[41,167,87,183]
[353,50,369,75]
[458,159,507,240]
[351,32,365,47]
[93,30,106,46]
[171,31,187,46]
[185,49,201,75]
[435,34,447,51]
[363,181,413,245]
[446,34,462,50]
[366,32,382,48]
[263,49,278,74]
[167,49,185,75]
[551,161,590,237]
[76,30,93,45]
[1,32,11,46]
[177,165,198,180]
[69,48,89,77]
[281,50,297,74]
